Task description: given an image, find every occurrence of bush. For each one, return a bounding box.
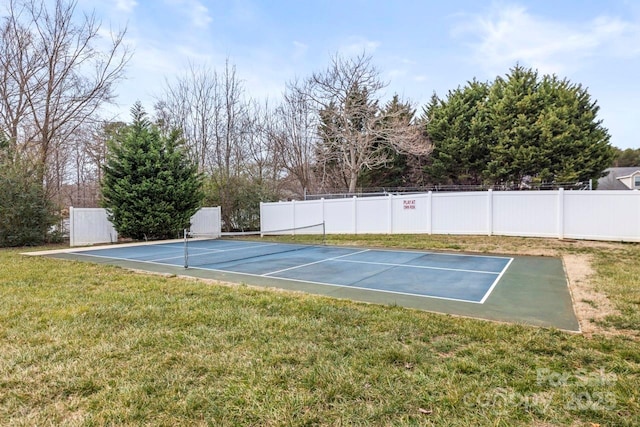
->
[0,167,58,247]
[204,175,278,232]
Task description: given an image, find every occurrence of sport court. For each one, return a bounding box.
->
[42,238,580,331]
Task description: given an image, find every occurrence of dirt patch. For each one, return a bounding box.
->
[563,254,619,336]
[472,238,629,258]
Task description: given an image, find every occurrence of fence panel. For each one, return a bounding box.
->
[564,191,640,241]
[492,192,558,237]
[356,196,389,233]
[69,207,118,247]
[294,200,325,232]
[324,198,356,234]
[391,193,430,234]
[431,192,488,234]
[260,202,294,233]
[190,207,221,236]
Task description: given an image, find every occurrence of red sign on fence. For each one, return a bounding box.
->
[403,200,416,210]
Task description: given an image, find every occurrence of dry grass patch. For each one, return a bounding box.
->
[563,254,620,337]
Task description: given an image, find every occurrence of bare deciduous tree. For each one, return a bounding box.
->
[155,62,219,172]
[156,60,279,230]
[244,99,279,185]
[302,52,429,193]
[267,80,318,197]
[156,60,251,179]
[0,0,130,196]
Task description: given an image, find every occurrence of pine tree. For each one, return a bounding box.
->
[485,65,613,185]
[424,66,613,186]
[101,103,203,240]
[423,80,491,185]
[612,147,640,167]
[0,132,57,246]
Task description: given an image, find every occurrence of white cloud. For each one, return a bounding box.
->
[116,0,137,13]
[454,4,640,76]
[339,37,381,56]
[165,0,213,29]
[189,1,212,28]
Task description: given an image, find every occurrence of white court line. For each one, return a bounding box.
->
[263,249,370,276]
[335,259,501,275]
[63,252,186,269]
[183,264,486,304]
[479,257,514,304]
[351,246,513,260]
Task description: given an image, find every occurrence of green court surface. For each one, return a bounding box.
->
[36,240,580,332]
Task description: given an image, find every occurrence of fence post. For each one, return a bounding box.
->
[69,206,75,247]
[291,200,296,234]
[487,189,493,236]
[558,188,565,239]
[217,206,222,236]
[427,191,433,235]
[353,196,358,234]
[388,193,393,234]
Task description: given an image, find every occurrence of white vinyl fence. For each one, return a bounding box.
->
[69,208,118,247]
[261,190,640,242]
[69,206,221,246]
[189,207,222,236]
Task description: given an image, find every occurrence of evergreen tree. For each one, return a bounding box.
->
[423,81,491,185]
[612,147,640,167]
[485,66,613,185]
[423,66,613,186]
[0,132,58,246]
[101,103,203,240]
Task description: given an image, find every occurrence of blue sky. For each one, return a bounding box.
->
[81,0,639,149]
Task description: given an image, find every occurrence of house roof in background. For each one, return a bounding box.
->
[597,167,640,190]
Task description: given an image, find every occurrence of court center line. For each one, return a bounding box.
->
[335,259,502,275]
[262,249,371,276]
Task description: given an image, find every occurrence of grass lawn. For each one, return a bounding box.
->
[1,235,639,426]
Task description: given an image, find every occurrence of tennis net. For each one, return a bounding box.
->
[183,222,325,268]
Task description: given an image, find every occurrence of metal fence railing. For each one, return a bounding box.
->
[304,181,593,200]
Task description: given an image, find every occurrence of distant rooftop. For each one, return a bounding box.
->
[598,167,640,190]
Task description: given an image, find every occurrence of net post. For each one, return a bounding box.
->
[183,228,189,269]
[322,221,326,245]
